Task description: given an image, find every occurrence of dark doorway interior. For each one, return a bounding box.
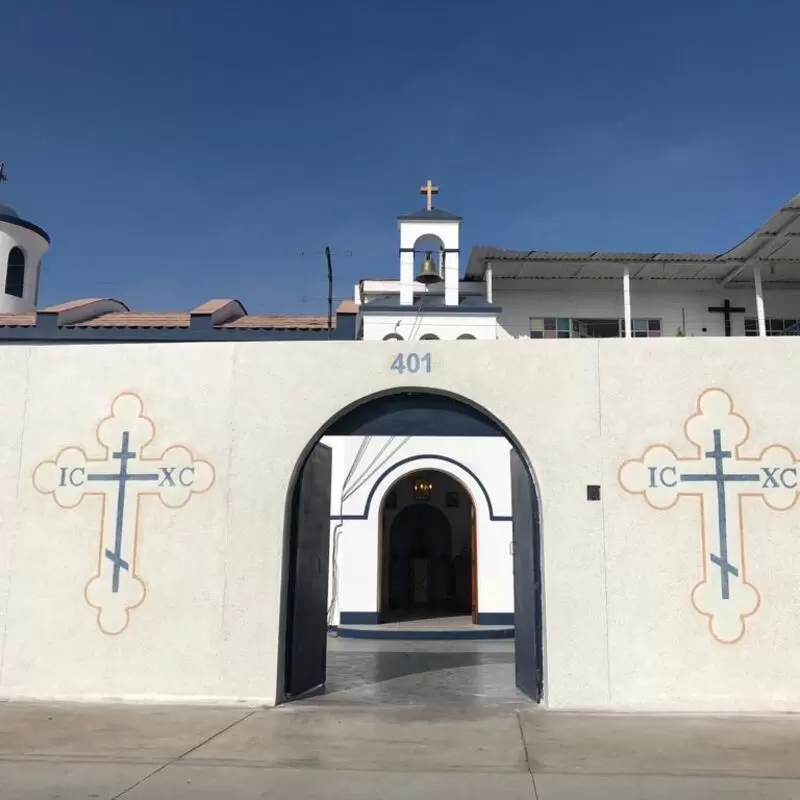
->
[380,469,474,622]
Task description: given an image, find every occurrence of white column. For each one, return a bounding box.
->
[399,250,414,305]
[444,249,460,306]
[486,261,493,304]
[754,265,766,338]
[623,267,632,339]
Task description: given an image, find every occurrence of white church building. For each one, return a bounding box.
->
[356,180,800,342]
[322,183,800,638]
[1,183,800,711]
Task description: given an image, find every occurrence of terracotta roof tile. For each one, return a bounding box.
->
[70,312,191,328]
[336,300,358,314]
[0,312,36,327]
[41,298,130,314]
[191,298,246,315]
[220,315,330,330]
[191,299,232,314]
[0,303,338,332]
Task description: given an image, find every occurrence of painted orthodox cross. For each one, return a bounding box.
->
[619,388,799,643]
[708,299,746,337]
[34,393,214,634]
[419,179,439,211]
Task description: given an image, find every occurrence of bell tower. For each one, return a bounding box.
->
[397,180,461,306]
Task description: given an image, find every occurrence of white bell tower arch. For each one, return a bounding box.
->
[398,180,461,306]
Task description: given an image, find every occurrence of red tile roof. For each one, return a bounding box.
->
[336,300,358,314]
[221,315,329,330]
[0,313,35,327]
[70,311,192,328]
[0,297,357,330]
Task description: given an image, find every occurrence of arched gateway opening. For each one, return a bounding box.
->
[281,390,542,704]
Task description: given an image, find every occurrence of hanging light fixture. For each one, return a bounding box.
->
[413,475,433,501]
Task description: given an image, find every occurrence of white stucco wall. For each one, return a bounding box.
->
[320,436,514,625]
[2,339,800,713]
[361,312,497,341]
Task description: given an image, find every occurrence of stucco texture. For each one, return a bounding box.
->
[0,338,798,712]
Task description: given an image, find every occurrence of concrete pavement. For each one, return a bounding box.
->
[1,702,800,799]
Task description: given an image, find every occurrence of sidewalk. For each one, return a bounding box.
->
[1,701,800,799]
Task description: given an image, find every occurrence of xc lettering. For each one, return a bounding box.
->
[762,467,797,489]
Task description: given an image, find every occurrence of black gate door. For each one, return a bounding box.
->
[284,442,333,699]
[510,449,543,701]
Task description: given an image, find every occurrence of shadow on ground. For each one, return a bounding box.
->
[293,637,529,709]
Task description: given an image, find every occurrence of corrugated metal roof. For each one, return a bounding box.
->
[465,193,800,282]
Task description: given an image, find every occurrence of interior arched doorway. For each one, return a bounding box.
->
[281,389,542,704]
[380,469,476,622]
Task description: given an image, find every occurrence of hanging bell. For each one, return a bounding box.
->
[415,251,442,284]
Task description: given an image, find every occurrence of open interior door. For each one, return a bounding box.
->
[510,448,543,701]
[284,442,333,699]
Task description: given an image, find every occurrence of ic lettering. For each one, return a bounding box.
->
[60,467,85,486]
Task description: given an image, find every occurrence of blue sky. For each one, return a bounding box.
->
[2,0,799,313]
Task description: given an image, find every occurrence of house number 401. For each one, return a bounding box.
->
[390,353,432,374]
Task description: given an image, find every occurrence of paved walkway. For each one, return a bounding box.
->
[1,641,799,798]
[315,636,527,708]
[2,701,800,799]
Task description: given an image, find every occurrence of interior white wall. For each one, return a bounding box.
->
[3,340,800,713]
[320,436,514,624]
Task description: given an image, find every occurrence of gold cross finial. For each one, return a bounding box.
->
[419,179,439,211]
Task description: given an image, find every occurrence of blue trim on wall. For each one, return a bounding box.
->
[326,392,505,437]
[331,453,512,522]
[339,611,381,625]
[360,303,502,315]
[476,612,514,625]
[330,625,514,641]
[0,214,50,243]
